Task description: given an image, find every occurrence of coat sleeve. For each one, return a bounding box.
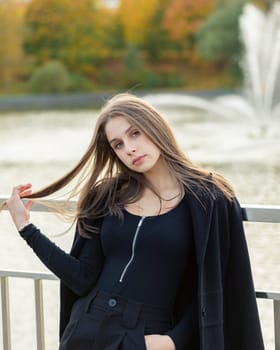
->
[223,197,264,349]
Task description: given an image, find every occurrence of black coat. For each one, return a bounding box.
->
[59,189,265,350]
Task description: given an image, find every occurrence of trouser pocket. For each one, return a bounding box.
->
[60,313,103,350]
[122,320,147,350]
[59,290,105,350]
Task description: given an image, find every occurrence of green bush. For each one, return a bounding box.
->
[67,73,95,92]
[29,61,70,93]
[121,45,179,89]
[195,1,245,61]
[95,69,116,87]
[162,72,184,87]
[195,0,246,83]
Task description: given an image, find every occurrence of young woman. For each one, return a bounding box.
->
[4,93,264,350]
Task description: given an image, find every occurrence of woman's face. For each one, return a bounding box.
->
[105,116,161,174]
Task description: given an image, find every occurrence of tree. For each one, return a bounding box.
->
[118,0,160,46]
[0,0,24,87]
[195,0,245,81]
[24,0,112,76]
[142,0,174,61]
[163,0,215,43]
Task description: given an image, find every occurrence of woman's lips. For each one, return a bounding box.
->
[132,155,146,165]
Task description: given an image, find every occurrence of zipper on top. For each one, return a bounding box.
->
[119,216,146,282]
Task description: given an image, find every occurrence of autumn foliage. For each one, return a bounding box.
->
[0,0,24,86]
[0,0,255,93]
[118,0,160,45]
[163,0,215,42]
[24,0,113,76]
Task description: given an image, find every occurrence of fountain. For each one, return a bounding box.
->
[144,3,280,128]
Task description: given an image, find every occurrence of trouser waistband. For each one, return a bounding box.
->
[84,288,173,329]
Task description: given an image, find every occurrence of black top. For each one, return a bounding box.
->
[96,199,194,305]
[19,199,198,350]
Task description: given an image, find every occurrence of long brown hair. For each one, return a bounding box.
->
[3,93,235,236]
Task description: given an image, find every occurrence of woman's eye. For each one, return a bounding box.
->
[132,130,140,137]
[114,142,122,150]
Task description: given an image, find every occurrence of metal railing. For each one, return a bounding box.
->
[0,198,280,350]
[0,270,57,350]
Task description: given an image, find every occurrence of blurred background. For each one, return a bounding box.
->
[0,0,270,95]
[0,0,279,349]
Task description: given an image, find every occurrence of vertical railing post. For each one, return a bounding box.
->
[1,276,11,350]
[274,300,280,350]
[34,279,45,350]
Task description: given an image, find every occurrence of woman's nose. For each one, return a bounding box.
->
[127,146,136,154]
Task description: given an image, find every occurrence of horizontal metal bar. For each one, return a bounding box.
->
[256,290,280,301]
[0,269,57,281]
[0,196,75,212]
[0,268,280,300]
[242,204,280,223]
[1,196,280,223]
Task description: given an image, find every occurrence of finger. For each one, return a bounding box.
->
[11,185,24,196]
[19,184,32,193]
[25,200,34,211]
[0,200,7,211]
[23,183,32,189]
[12,184,32,196]
[20,189,33,198]
[13,184,32,191]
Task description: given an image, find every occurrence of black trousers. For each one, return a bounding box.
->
[59,288,174,350]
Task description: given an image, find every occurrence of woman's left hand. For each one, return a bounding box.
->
[144,334,175,350]
[6,184,33,231]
